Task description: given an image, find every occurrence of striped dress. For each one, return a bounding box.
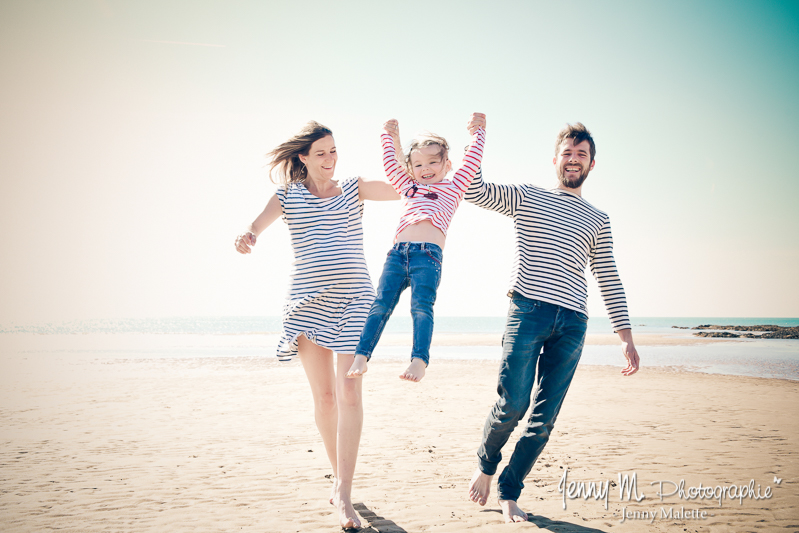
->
[464,170,631,332]
[275,177,375,360]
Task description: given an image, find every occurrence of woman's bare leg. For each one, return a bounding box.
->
[297,336,339,501]
[297,337,364,528]
[335,353,363,529]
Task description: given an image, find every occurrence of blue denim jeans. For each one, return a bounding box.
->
[477,293,587,502]
[355,242,443,365]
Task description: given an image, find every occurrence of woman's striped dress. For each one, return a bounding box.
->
[275,177,375,360]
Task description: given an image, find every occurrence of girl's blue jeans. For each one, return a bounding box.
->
[477,293,588,502]
[355,242,443,365]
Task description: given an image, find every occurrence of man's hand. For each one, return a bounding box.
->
[467,112,486,134]
[617,329,640,376]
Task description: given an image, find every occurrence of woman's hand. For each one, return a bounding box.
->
[467,113,486,134]
[235,193,282,254]
[234,232,256,254]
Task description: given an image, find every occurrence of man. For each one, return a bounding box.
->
[465,122,640,523]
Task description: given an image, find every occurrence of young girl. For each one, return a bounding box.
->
[347,113,486,382]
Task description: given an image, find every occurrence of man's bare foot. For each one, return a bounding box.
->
[346,355,368,379]
[468,469,492,506]
[336,492,361,529]
[399,358,426,382]
[499,499,528,523]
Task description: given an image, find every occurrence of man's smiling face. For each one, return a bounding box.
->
[554,138,595,190]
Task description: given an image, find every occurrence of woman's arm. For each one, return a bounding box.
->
[358,177,400,202]
[234,193,282,254]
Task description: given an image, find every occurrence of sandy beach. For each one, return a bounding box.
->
[385,333,725,347]
[1,333,797,533]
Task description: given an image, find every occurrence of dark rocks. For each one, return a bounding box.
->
[690,325,799,339]
[694,325,782,331]
[694,331,742,338]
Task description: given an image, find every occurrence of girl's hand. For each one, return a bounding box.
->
[384,119,404,163]
[467,113,486,134]
[234,232,256,254]
[383,119,400,141]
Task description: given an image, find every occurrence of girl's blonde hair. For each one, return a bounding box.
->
[404,132,449,175]
[267,121,333,186]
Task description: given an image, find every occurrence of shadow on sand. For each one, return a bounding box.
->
[351,502,408,532]
[481,508,610,532]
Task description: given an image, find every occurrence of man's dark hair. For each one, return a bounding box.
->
[555,123,596,163]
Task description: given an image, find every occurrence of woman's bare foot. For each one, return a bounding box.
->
[329,477,337,505]
[399,358,426,382]
[336,492,361,529]
[468,469,492,506]
[499,499,528,523]
[346,355,368,379]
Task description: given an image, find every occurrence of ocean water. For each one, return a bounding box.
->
[2,316,798,336]
[1,317,797,381]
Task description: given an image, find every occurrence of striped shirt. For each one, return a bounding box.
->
[464,171,631,331]
[383,127,485,240]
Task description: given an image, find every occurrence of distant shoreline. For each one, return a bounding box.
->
[2,316,798,336]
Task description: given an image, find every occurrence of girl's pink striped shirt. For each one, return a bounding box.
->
[383,127,485,241]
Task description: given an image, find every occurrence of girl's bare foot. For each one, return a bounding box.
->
[399,358,426,382]
[468,469,492,506]
[499,499,528,523]
[346,355,368,379]
[337,492,361,529]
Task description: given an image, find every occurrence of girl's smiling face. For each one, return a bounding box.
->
[409,145,451,184]
[299,135,337,180]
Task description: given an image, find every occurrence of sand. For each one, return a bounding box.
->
[1,345,797,532]
[383,333,724,347]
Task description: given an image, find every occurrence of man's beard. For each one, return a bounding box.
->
[557,164,590,189]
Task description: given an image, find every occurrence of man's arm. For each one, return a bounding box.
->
[616,328,640,376]
[590,216,640,375]
[463,168,524,217]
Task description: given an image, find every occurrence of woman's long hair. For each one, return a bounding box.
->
[267,121,333,186]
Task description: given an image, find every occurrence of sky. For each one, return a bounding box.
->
[1,0,798,325]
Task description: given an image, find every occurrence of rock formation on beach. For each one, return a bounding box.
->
[687,325,799,339]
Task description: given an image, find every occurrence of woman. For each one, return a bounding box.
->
[234,121,397,529]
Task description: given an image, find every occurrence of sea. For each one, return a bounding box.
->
[1,316,798,381]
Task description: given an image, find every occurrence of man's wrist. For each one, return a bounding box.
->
[617,328,633,342]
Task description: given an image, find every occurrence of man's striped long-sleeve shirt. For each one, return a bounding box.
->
[464,171,631,331]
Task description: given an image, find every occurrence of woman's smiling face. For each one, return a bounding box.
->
[300,135,337,180]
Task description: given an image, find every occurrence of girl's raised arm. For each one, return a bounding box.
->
[234,193,282,254]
